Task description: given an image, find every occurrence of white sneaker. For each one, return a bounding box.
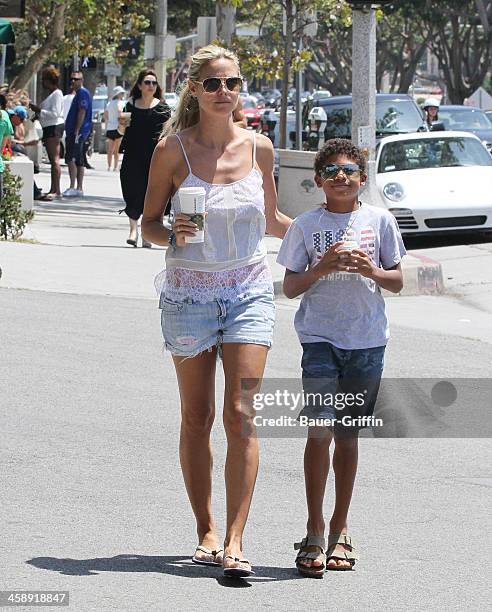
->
[62,188,79,197]
[74,189,84,197]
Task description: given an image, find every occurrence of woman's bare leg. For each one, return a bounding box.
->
[221,343,269,570]
[106,138,115,170]
[113,138,122,170]
[45,137,61,195]
[172,349,221,561]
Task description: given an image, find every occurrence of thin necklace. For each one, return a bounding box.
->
[322,201,362,241]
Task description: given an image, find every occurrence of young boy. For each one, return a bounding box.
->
[277,138,406,577]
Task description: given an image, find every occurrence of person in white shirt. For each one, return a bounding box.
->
[29,66,65,200]
[103,86,125,171]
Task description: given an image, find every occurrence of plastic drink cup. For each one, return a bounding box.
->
[120,111,132,127]
[338,240,359,258]
[178,186,206,243]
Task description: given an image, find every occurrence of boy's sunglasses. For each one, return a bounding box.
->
[319,163,361,181]
[194,76,243,93]
[143,79,157,86]
[70,77,82,81]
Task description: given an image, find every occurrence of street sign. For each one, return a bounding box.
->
[197,17,217,48]
[144,34,155,60]
[0,0,25,21]
[104,63,122,77]
[144,34,176,60]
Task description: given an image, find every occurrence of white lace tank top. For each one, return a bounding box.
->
[155,131,273,303]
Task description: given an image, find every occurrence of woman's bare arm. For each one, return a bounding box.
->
[255,133,291,239]
[141,137,178,246]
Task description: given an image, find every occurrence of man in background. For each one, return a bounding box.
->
[63,71,92,197]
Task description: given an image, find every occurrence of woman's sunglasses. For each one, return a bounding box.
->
[142,79,157,86]
[319,163,361,181]
[194,76,243,93]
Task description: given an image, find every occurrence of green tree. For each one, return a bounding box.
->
[424,0,492,103]
[11,0,153,90]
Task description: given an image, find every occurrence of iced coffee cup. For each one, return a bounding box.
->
[178,186,206,243]
[120,111,132,127]
[338,239,359,258]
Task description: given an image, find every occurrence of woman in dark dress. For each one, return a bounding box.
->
[120,70,170,247]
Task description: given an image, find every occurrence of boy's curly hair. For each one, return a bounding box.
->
[314,138,367,175]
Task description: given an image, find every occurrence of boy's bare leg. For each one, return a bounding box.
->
[328,434,359,569]
[299,426,333,570]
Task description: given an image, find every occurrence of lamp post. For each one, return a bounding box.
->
[347,1,393,206]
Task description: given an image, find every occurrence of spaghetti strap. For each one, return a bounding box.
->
[251,131,257,169]
[175,133,192,174]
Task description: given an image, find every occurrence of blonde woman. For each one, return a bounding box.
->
[142,45,291,578]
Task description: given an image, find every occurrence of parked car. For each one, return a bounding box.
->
[311,89,332,103]
[302,93,428,148]
[241,96,262,130]
[262,88,282,109]
[376,131,492,236]
[164,92,178,111]
[438,105,492,153]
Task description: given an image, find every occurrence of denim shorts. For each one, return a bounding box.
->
[299,341,386,432]
[159,291,275,358]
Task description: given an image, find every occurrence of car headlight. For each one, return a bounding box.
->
[383,182,405,202]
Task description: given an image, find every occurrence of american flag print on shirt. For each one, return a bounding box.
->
[311,226,377,291]
[312,227,375,260]
[359,227,376,258]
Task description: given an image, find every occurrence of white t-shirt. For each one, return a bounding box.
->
[39,89,64,127]
[277,203,406,349]
[105,99,124,131]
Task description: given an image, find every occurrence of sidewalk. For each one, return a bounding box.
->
[1,153,443,298]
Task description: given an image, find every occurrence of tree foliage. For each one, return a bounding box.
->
[11,0,154,89]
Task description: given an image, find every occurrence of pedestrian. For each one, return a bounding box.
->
[0,100,12,201]
[119,69,170,247]
[63,71,92,197]
[141,44,291,577]
[7,105,43,200]
[423,97,440,128]
[103,85,125,172]
[0,93,14,144]
[29,66,64,200]
[276,138,406,577]
[7,104,29,154]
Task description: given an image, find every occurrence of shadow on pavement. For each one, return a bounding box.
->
[26,554,302,586]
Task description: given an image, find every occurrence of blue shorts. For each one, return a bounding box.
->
[299,341,386,432]
[65,134,86,167]
[159,291,275,358]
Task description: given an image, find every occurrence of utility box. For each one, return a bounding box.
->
[6,156,34,212]
[277,149,321,219]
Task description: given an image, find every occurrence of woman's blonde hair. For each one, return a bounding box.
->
[160,44,240,138]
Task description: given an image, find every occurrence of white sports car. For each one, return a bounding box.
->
[376,131,492,235]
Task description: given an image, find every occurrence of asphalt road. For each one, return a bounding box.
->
[1,287,491,611]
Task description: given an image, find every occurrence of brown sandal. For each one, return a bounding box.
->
[294,535,326,578]
[326,533,358,570]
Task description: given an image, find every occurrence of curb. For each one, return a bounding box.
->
[273,252,444,298]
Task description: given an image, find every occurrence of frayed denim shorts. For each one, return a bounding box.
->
[159,291,275,358]
[299,341,386,433]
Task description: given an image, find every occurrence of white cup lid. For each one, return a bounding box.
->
[179,186,206,195]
